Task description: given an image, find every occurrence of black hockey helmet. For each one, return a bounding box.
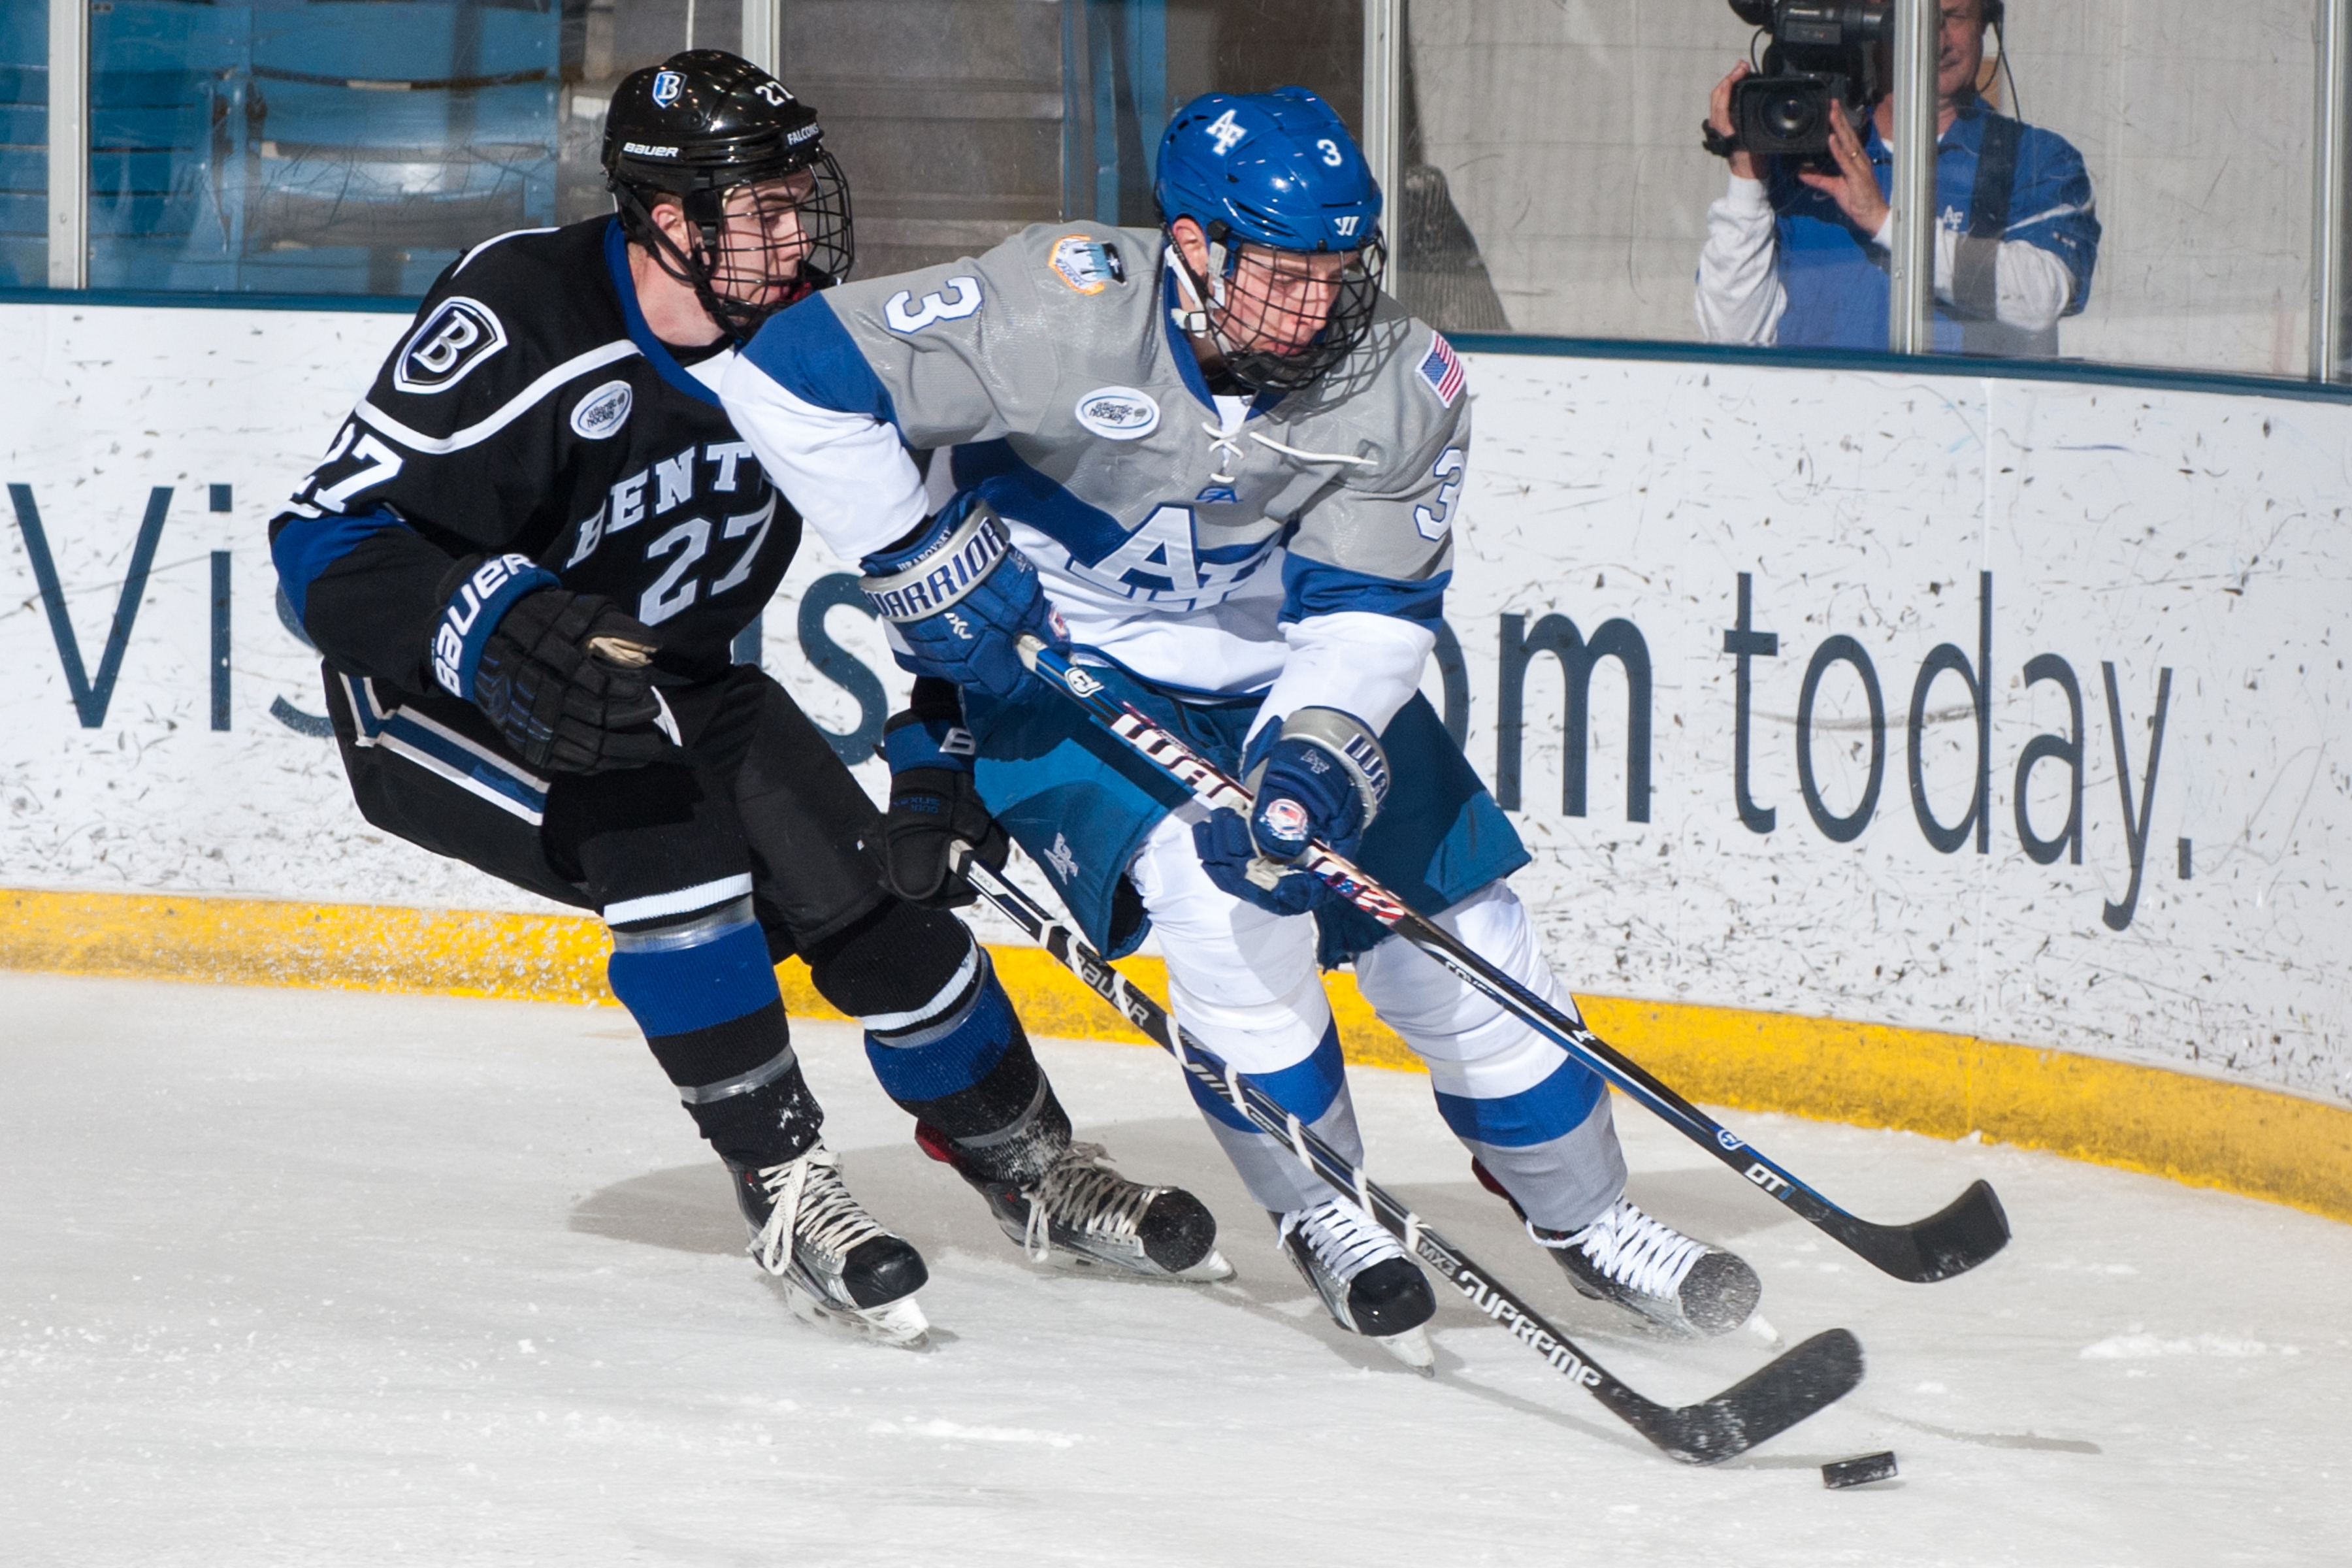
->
[602,49,853,342]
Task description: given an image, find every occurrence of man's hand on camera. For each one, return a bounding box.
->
[1796,100,1889,237]
[1708,62,1761,180]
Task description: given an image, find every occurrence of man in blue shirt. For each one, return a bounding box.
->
[1695,0,2099,356]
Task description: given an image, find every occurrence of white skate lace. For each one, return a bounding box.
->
[1281,1197,1400,1284]
[1019,1142,1160,1264]
[749,1144,891,1278]
[1544,1198,1705,1301]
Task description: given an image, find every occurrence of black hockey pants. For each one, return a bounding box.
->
[321,661,1063,1171]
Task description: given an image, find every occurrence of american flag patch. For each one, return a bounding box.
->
[1416,332,1464,406]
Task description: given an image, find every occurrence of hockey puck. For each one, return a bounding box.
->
[1821,1451,1899,1489]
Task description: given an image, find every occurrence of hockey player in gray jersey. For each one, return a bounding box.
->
[722,87,1762,1362]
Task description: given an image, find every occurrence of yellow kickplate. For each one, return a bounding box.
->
[5,886,2347,1225]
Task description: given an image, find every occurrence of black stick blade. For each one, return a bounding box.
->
[1822,1179,2011,1283]
[1607,1328,1867,1466]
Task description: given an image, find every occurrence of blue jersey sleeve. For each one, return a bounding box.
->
[2006,125,2101,314]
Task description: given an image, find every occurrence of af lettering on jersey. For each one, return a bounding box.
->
[393,297,508,395]
[1052,504,1276,608]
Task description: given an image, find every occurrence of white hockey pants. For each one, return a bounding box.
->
[1126,810,1626,1230]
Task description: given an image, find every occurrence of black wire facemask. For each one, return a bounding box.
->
[625,150,854,344]
[1168,222,1384,394]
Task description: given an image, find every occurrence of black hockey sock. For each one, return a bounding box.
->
[606,887,823,1169]
[647,1000,823,1169]
[898,1028,1073,1186]
[809,904,1073,1184]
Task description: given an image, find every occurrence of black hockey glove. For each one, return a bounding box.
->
[881,682,1007,907]
[470,588,676,774]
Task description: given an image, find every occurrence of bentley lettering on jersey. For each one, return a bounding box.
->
[564,440,762,568]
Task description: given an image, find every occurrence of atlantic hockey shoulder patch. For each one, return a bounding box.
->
[1414,331,1465,408]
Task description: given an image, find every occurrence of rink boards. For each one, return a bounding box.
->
[0,299,2345,1217]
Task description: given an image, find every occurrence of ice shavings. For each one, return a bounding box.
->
[2081,1333,2302,1360]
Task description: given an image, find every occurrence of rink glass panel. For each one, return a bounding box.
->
[74,1,757,297]
[1401,0,2319,376]
[1,1,44,287]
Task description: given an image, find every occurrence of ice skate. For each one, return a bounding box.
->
[1276,1198,1437,1372]
[727,1144,931,1348]
[1533,1196,1761,1337]
[917,1124,1232,1281]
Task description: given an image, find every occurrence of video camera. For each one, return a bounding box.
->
[1726,1,1890,159]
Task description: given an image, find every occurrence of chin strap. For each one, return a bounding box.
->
[1164,243,1215,336]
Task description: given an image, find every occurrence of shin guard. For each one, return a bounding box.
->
[605,881,821,1169]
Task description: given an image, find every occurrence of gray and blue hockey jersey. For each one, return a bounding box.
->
[720,221,1471,735]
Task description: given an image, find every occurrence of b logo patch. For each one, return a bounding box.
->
[393,297,507,395]
[651,70,683,108]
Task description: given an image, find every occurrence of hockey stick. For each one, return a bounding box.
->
[1015,636,2009,1284]
[953,847,1863,1465]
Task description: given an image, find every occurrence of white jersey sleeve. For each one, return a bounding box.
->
[723,244,1062,564]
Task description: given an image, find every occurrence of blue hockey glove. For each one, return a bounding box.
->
[1245,706,1391,862]
[881,679,1008,908]
[858,495,1066,702]
[1194,808,1333,915]
[1193,707,1392,915]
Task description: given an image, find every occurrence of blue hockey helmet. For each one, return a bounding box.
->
[1154,88,1386,392]
[1154,86,1382,255]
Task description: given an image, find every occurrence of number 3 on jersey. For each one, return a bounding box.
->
[1414,448,1464,542]
[885,277,983,335]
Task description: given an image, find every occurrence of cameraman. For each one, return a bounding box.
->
[1694,0,2098,356]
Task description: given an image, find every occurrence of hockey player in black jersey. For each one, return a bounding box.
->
[267,50,1228,1347]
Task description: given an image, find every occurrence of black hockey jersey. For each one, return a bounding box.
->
[269,217,803,696]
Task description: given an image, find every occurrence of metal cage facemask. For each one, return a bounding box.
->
[1169,222,1384,393]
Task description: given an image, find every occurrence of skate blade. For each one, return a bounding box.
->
[1373,1324,1436,1375]
[1175,1247,1235,1282]
[1024,1241,1236,1284]
[783,1281,931,1349]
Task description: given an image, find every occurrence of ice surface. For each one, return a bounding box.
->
[1,973,2344,1566]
